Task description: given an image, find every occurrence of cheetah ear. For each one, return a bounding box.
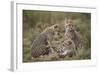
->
[54,25,58,29]
[64,18,68,24]
[63,43,65,46]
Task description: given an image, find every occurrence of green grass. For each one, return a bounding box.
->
[23,11,91,62]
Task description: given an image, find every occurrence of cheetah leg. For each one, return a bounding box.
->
[47,40,55,53]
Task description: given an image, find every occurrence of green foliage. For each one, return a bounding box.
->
[23,10,91,62]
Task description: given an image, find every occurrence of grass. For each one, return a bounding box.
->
[23,12,91,62]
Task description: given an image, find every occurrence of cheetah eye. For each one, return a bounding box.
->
[68,24,71,27]
[71,25,73,27]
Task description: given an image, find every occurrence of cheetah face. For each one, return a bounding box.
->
[53,24,61,39]
[65,18,75,33]
[65,24,75,32]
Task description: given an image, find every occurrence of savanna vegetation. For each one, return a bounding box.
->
[23,10,91,62]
